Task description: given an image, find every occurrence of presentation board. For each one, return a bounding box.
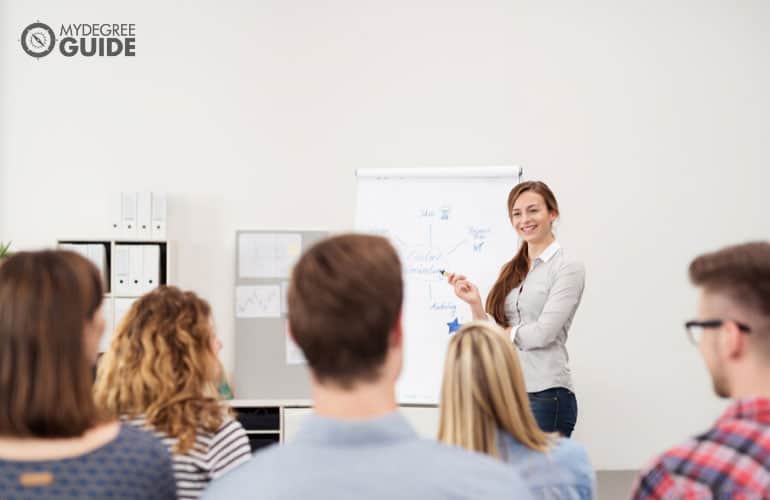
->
[355,166,522,403]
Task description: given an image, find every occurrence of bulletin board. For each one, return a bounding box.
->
[233,230,328,399]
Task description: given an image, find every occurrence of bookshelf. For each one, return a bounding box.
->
[57,238,174,352]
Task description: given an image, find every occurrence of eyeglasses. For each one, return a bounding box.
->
[684,319,752,346]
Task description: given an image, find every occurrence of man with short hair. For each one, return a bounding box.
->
[633,241,770,498]
[204,234,533,499]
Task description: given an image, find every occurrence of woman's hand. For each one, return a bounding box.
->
[446,272,482,307]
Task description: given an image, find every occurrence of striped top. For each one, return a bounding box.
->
[125,415,252,499]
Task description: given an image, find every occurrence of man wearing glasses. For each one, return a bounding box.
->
[632,241,770,499]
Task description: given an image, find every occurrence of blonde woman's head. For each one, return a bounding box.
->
[94,286,225,454]
[437,321,551,458]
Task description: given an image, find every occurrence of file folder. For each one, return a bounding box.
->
[151,193,167,240]
[110,193,122,236]
[87,244,108,289]
[137,192,152,239]
[128,245,144,296]
[121,192,138,238]
[113,245,131,296]
[142,244,161,293]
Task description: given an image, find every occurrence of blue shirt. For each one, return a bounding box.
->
[0,424,176,500]
[499,431,595,500]
[203,412,533,500]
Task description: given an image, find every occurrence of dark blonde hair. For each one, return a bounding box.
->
[288,233,403,388]
[0,250,104,437]
[94,286,225,454]
[438,321,552,457]
[486,181,559,326]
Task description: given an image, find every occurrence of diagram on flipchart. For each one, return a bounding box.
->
[386,208,496,335]
[355,172,520,403]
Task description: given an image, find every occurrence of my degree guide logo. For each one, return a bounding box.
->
[20,21,136,59]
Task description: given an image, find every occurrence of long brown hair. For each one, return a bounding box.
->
[94,286,225,454]
[437,321,552,457]
[485,181,560,326]
[0,250,104,437]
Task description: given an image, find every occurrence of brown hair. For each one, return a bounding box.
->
[94,286,225,454]
[288,234,403,388]
[438,321,553,457]
[689,241,770,324]
[485,181,560,326]
[0,250,104,437]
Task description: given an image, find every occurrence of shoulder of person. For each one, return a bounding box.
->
[636,436,700,482]
[548,437,594,479]
[213,415,248,435]
[204,443,281,487]
[116,423,170,460]
[553,250,585,278]
[420,440,532,493]
[119,422,161,445]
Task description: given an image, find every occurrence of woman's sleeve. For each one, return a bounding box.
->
[513,261,585,350]
[209,419,253,480]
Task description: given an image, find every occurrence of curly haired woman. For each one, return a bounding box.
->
[95,286,252,499]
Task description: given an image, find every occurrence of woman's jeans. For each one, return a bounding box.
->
[528,387,578,437]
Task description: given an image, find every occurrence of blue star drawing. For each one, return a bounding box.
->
[447,317,461,334]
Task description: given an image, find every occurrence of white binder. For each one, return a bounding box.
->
[87,244,108,287]
[113,245,131,296]
[151,193,167,240]
[142,244,161,293]
[121,192,138,238]
[109,193,122,236]
[128,245,144,296]
[137,192,152,239]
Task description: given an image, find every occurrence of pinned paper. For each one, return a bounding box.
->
[235,285,281,318]
[280,281,290,316]
[286,324,306,365]
[239,233,302,279]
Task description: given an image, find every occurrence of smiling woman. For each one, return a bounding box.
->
[445,181,586,437]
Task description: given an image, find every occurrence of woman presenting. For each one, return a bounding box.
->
[446,181,585,437]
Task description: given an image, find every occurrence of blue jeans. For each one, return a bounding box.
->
[528,387,578,437]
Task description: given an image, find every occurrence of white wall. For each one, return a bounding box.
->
[2,1,768,470]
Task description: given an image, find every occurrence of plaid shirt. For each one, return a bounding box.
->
[632,397,770,499]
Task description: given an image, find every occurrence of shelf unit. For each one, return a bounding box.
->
[57,238,174,352]
[229,399,310,451]
[227,399,440,451]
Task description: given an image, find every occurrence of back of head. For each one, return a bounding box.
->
[438,321,551,457]
[689,241,770,354]
[288,233,403,388]
[0,250,104,437]
[94,285,223,453]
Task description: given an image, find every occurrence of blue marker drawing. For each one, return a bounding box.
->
[447,317,461,334]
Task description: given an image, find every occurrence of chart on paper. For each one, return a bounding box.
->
[238,233,302,279]
[236,285,281,318]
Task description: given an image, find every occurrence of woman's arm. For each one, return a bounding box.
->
[514,261,585,350]
[446,272,487,320]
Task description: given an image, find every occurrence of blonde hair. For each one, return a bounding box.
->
[437,321,552,458]
[94,286,226,454]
